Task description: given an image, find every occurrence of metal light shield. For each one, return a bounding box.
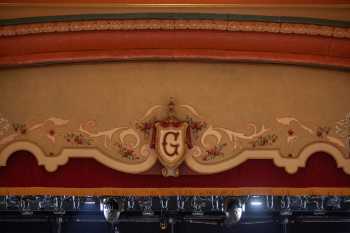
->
[103,198,124,224]
[224,198,243,225]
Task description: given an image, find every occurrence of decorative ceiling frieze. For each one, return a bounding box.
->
[1,13,349,38]
[0,13,349,69]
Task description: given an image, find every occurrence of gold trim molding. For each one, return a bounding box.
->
[1,19,349,38]
[1,187,350,196]
[2,3,350,8]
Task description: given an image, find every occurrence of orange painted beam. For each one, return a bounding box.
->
[0,31,335,57]
[0,30,349,68]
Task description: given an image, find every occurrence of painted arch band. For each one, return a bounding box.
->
[1,13,350,69]
[0,100,349,176]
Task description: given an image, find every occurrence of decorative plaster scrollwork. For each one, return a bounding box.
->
[0,100,349,176]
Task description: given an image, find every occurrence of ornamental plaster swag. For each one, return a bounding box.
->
[0,98,349,177]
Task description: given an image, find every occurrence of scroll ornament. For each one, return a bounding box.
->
[0,98,349,177]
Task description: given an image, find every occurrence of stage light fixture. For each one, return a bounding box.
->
[224,198,243,225]
[103,198,123,224]
[249,196,264,208]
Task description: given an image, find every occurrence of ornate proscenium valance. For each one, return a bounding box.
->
[1,97,349,178]
[0,9,350,196]
[0,60,350,196]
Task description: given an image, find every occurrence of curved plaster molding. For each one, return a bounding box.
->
[0,141,349,175]
[0,18,349,38]
[1,13,349,69]
[185,142,350,175]
[0,141,158,173]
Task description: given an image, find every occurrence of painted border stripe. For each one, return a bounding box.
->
[0,13,350,27]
